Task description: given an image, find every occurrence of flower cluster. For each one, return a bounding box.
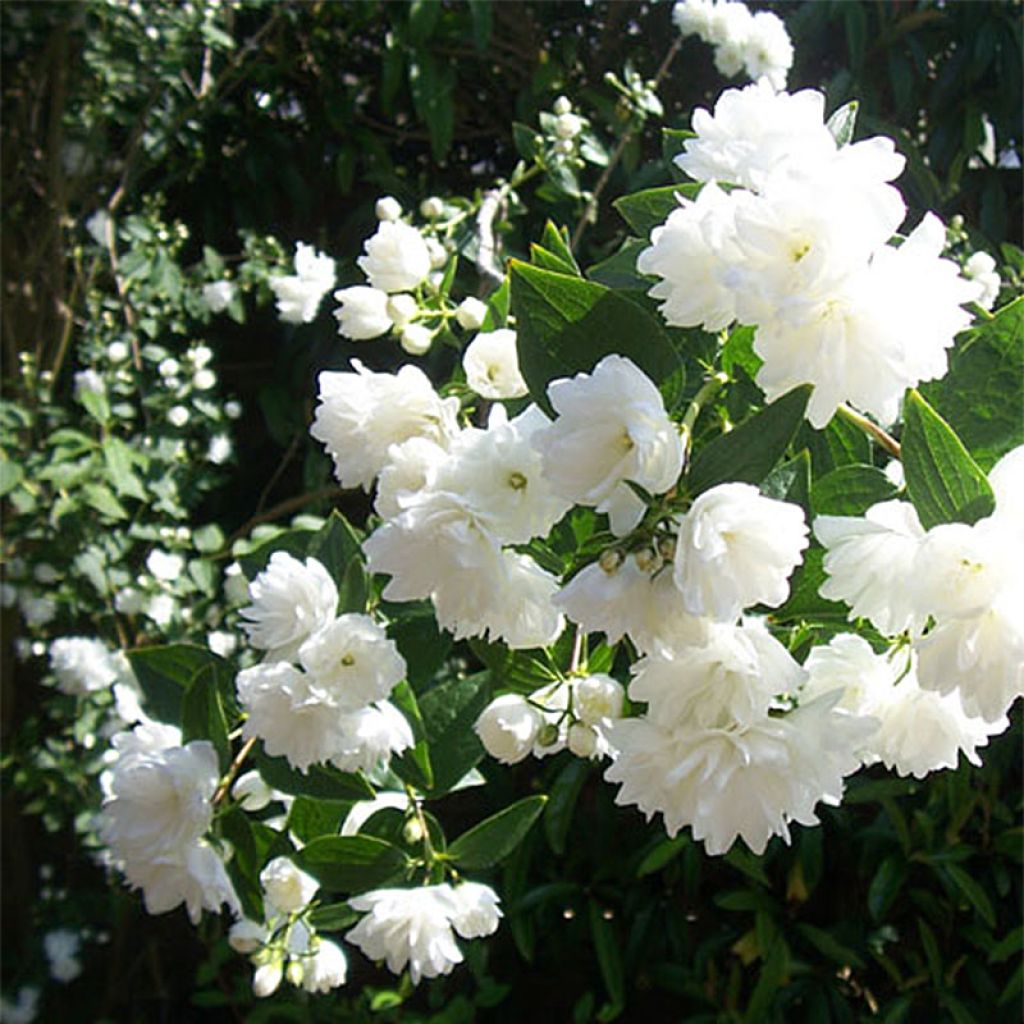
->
[269,242,336,324]
[98,722,238,922]
[815,444,1024,725]
[673,0,793,91]
[235,553,412,772]
[638,82,983,427]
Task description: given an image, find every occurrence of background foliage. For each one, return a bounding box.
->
[2,2,1021,1021]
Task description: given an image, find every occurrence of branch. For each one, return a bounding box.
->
[837,404,902,459]
[212,736,257,807]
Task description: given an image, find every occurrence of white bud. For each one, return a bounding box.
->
[426,237,448,269]
[400,323,433,355]
[253,962,283,998]
[385,293,418,327]
[225,400,242,419]
[402,816,425,844]
[568,722,598,758]
[475,694,542,764]
[575,674,625,726]
[553,95,573,116]
[158,358,180,378]
[455,296,488,331]
[375,196,402,222]
[231,769,273,811]
[229,919,268,954]
[285,960,306,987]
[167,405,189,427]
[420,196,445,219]
[106,341,129,362]
[193,368,216,390]
[599,548,624,574]
[554,112,583,140]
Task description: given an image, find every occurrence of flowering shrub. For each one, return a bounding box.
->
[3,1,1022,1021]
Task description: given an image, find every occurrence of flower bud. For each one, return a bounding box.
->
[420,196,445,219]
[567,721,598,758]
[455,296,488,331]
[553,95,572,116]
[575,674,625,726]
[657,535,677,562]
[228,919,268,954]
[402,816,425,844]
[426,237,448,269]
[231,769,274,811]
[554,138,575,156]
[385,293,418,327]
[554,112,582,139]
[260,856,320,914]
[536,722,560,748]
[286,959,306,987]
[106,340,129,362]
[599,548,624,574]
[475,694,542,764]
[253,962,283,998]
[400,323,433,355]
[633,547,662,574]
[375,195,402,222]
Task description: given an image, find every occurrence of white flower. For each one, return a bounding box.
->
[202,280,236,313]
[963,251,1001,310]
[207,434,232,465]
[297,614,406,711]
[605,694,873,854]
[673,482,808,621]
[167,405,189,427]
[270,243,336,324]
[533,355,684,536]
[239,552,338,662]
[147,549,184,582]
[346,885,465,984]
[333,286,392,340]
[310,361,460,491]
[568,722,599,758]
[357,221,432,294]
[631,620,804,730]
[574,674,625,727]
[989,444,1024,529]
[86,209,111,246]
[673,0,714,39]
[74,368,105,399]
[705,0,752,48]
[342,791,408,836]
[386,293,419,327]
[193,368,216,390]
[253,962,283,998]
[44,929,82,983]
[440,405,570,544]
[455,297,488,331]
[400,323,433,355]
[420,196,445,219]
[329,702,415,774]
[0,986,39,1024]
[106,340,129,362]
[742,11,793,90]
[676,82,836,191]
[637,182,742,332]
[447,882,502,939]
[190,344,213,368]
[19,594,57,628]
[375,196,403,222]
[475,694,543,764]
[554,112,583,139]
[260,856,320,914]
[49,637,120,696]
[908,520,1014,621]
[556,553,707,654]
[462,329,528,400]
[225,400,242,419]
[302,939,348,993]
[374,436,449,520]
[231,769,274,811]
[815,500,926,635]
[914,596,1024,723]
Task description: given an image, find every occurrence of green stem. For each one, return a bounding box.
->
[836,404,902,459]
[680,372,729,460]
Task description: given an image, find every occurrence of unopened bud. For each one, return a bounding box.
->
[536,723,560,747]
[286,959,305,987]
[599,548,624,574]
[420,196,444,219]
[426,237,448,269]
[402,816,425,844]
[553,95,572,116]
[375,195,402,222]
[455,296,488,330]
[554,138,575,156]
[253,961,283,998]
[567,722,598,759]
[400,323,433,355]
[657,535,677,562]
[386,293,418,327]
[554,112,582,140]
[633,547,662,574]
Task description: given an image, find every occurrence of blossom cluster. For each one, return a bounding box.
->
[235,552,412,773]
[638,82,984,427]
[673,0,793,91]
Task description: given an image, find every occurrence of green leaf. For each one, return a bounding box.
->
[406,0,440,45]
[531,243,578,276]
[309,902,360,932]
[0,458,24,497]
[661,126,694,166]
[920,297,1024,469]
[902,389,995,528]
[811,465,899,516]
[287,797,351,843]
[408,53,455,162]
[83,483,128,520]
[79,387,110,425]
[943,862,996,928]
[467,0,492,50]
[128,645,231,726]
[589,900,625,1019]
[255,747,375,801]
[418,672,492,795]
[103,438,146,500]
[725,845,771,887]
[308,510,365,604]
[544,758,590,855]
[636,835,690,877]
[586,238,650,291]
[237,527,315,581]
[745,938,788,1021]
[219,806,265,921]
[295,835,409,894]
[448,795,548,869]
[826,100,859,146]
[613,184,699,237]
[540,221,580,275]
[799,415,872,474]
[720,324,762,379]
[512,122,542,162]
[868,855,907,921]
[390,680,434,791]
[181,661,232,769]
[795,923,865,969]
[510,261,685,415]
[687,385,811,496]
[989,925,1023,964]
[388,607,451,688]
[917,918,943,988]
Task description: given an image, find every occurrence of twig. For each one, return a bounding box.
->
[212,736,257,807]
[223,485,345,551]
[836,405,902,460]
[255,431,302,516]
